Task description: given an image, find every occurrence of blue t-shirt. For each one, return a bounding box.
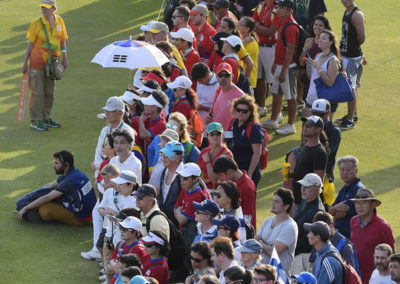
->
[56,167,96,221]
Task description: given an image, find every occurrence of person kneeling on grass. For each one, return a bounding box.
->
[16,150,96,225]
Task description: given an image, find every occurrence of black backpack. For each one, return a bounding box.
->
[239,218,255,240]
[281,21,309,67]
[146,210,186,270]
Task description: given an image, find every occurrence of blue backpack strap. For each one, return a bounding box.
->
[336,238,347,252]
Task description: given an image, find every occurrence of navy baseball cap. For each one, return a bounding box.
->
[193,200,220,217]
[133,184,157,199]
[213,215,240,231]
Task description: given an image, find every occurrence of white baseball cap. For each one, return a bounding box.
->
[142,231,165,245]
[102,96,125,111]
[118,216,142,232]
[221,35,242,48]
[297,173,323,187]
[311,99,331,114]
[170,28,194,42]
[176,162,201,177]
[111,170,137,184]
[120,90,141,105]
[167,75,192,89]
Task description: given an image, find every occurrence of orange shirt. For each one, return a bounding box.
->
[26,15,68,70]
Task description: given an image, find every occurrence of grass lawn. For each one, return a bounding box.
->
[0,0,399,282]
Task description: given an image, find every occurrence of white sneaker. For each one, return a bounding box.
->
[80,248,102,261]
[98,261,104,268]
[99,275,106,281]
[261,118,279,130]
[277,112,283,123]
[258,106,267,118]
[276,123,296,135]
[99,268,105,275]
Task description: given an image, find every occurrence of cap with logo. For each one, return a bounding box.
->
[301,115,324,129]
[297,173,323,187]
[103,96,125,111]
[216,62,233,75]
[141,231,165,245]
[118,216,142,232]
[311,99,331,114]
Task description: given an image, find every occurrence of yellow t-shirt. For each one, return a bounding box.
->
[244,39,259,88]
[26,15,68,70]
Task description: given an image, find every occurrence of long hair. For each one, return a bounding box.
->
[168,112,190,142]
[184,88,199,110]
[218,181,240,209]
[309,15,331,37]
[321,29,341,64]
[231,95,259,123]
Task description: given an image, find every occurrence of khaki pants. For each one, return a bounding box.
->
[28,68,55,121]
[38,202,86,226]
[292,253,311,275]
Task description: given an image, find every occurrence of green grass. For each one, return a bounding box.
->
[0,0,399,282]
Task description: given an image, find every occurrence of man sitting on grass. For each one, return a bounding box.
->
[16,150,96,225]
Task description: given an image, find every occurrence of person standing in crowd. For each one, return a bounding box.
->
[171,6,194,33]
[206,62,244,130]
[262,0,299,135]
[237,239,263,270]
[329,155,364,239]
[336,0,366,129]
[168,75,198,121]
[198,122,233,190]
[17,150,96,225]
[213,156,256,228]
[190,63,219,132]
[210,236,239,284]
[369,244,396,283]
[350,188,395,283]
[308,212,355,268]
[171,28,200,76]
[292,173,325,275]
[252,0,280,117]
[185,241,216,284]
[293,0,326,32]
[190,4,216,61]
[22,0,68,131]
[193,199,220,244]
[255,188,297,275]
[304,221,343,284]
[211,0,238,32]
[226,96,264,186]
[311,99,341,181]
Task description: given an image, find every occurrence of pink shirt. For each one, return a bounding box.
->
[211,85,244,130]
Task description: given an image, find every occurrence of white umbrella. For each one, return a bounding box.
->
[91,36,169,69]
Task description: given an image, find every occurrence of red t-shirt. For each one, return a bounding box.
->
[198,146,233,189]
[208,51,223,72]
[109,240,147,263]
[193,22,216,59]
[181,48,200,76]
[174,187,210,221]
[171,97,192,121]
[350,212,395,283]
[96,158,110,182]
[275,16,299,65]
[141,256,169,284]
[145,116,167,142]
[252,1,280,44]
[236,171,257,229]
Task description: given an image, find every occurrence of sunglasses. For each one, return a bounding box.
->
[166,122,178,131]
[209,131,222,137]
[144,243,154,248]
[218,73,231,78]
[190,256,205,263]
[236,108,249,114]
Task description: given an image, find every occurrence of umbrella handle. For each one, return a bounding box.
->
[157,0,165,21]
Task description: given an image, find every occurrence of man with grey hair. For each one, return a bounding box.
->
[292,173,325,275]
[370,244,396,283]
[329,155,364,239]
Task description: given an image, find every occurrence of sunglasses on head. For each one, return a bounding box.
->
[218,73,231,78]
[209,131,222,137]
[190,256,205,263]
[236,107,249,114]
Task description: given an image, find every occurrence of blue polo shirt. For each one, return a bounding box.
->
[331,178,364,239]
[56,167,96,221]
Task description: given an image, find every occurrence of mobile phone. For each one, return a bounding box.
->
[303,48,311,58]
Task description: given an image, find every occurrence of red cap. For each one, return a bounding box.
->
[141,72,165,85]
[216,62,232,75]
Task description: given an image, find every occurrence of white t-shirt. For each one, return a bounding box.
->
[110,153,142,184]
[258,216,298,275]
[161,162,184,202]
[369,269,396,284]
[196,73,219,131]
[148,156,165,189]
[94,122,135,172]
[99,187,137,245]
